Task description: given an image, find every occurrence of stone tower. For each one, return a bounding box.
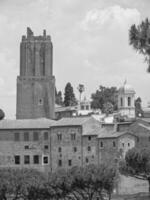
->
[16,27,55,119]
[118,81,135,118]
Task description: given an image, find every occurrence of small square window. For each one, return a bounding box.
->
[68,159,72,166]
[44,145,49,150]
[24,145,29,150]
[44,132,48,140]
[24,155,30,164]
[33,155,39,164]
[14,155,20,164]
[42,155,49,165]
[58,159,62,167]
[14,133,20,141]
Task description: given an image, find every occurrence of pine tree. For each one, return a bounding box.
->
[64,83,77,106]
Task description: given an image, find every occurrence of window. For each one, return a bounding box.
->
[24,132,29,141]
[86,157,89,163]
[81,105,84,110]
[68,159,72,166]
[120,97,123,107]
[57,133,62,141]
[33,155,39,164]
[58,147,62,152]
[44,132,48,140]
[128,143,130,147]
[88,136,91,141]
[58,159,62,167]
[33,132,39,141]
[113,141,116,147]
[24,145,29,150]
[38,98,43,105]
[128,97,131,106]
[87,146,91,152]
[73,147,77,152]
[100,141,103,148]
[42,155,49,165]
[122,143,124,147]
[24,155,30,164]
[86,105,89,110]
[44,145,49,150]
[14,133,20,141]
[71,133,76,140]
[14,155,20,164]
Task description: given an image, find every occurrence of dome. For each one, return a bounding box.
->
[118,82,135,94]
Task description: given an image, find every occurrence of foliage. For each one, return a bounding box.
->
[135,97,143,117]
[129,18,150,72]
[64,82,77,106]
[119,147,150,193]
[55,88,63,106]
[103,102,114,115]
[0,109,5,120]
[91,85,118,112]
[0,168,46,200]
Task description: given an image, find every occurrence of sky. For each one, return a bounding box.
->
[0,0,150,118]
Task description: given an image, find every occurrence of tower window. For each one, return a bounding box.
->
[33,155,39,164]
[86,157,89,163]
[100,141,103,148]
[88,136,91,141]
[58,159,62,167]
[113,141,116,147]
[128,97,131,106]
[68,159,72,166]
[38,98,43,105]
[120,97,123,107]
[87,146,91,152]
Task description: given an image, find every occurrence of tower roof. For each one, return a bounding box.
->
[118,81,135,94]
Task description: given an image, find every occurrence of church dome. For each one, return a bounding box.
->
[118,81,135,94]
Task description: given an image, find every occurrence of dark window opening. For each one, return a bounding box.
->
[58,159,62,167]
[43,156,48,164]
[100,141,103,148]
[58,147,62,152]
[113,141,116,147]
[25,145,29,150]
[86,157,89,163]
[44,145,49,150]
[73,147,77,152]
[120,97,123,107]
[33,155,39,164]
[128,97,131,106]
[71,133,76,140]
[128,143,130,147]
[57,134,62,141]
[88,136,91,141]
[87,146,91,152]
[24,155,30,164]
[14,155,20,164]
[68,159,72,166]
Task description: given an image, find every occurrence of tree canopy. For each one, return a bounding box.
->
[91,85,118,112]
[119,147,150,193]
[129,18,150,72]
[64,82,77,106]
[55,88,63,106]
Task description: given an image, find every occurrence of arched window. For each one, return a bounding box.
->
[120,97,123,107]
[128,97,131,106]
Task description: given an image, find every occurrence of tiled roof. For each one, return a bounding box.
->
[96,128,133,139]
[0,118,55,129]
[51,116,95,127]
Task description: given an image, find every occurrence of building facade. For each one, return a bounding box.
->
[16,28,55,119]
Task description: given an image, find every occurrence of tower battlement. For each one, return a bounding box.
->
[22,27,51,42]
[16,28,55,120]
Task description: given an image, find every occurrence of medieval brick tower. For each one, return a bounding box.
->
[16,27,55,119]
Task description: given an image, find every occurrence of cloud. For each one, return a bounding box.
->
[81,5,141,31]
